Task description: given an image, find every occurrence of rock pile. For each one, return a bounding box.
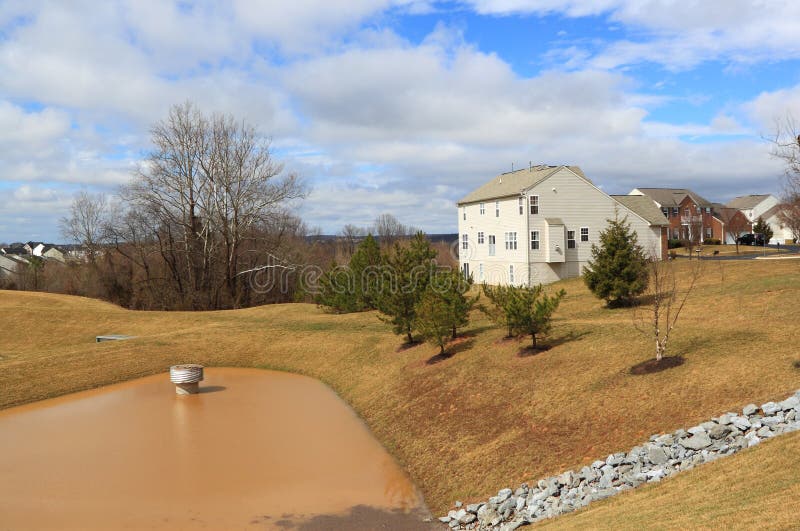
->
[440,391,800,530]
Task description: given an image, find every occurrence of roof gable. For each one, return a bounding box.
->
[458,165,587,205]
[632,188,714,208]
[725,194,774,210]
[611,195,669,226]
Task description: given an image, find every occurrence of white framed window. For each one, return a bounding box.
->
[531,231,539,250]
[479,263,484,281]
[529,195,539,214]
[504,232,517,250]
[705,207,711,214]
[705,227,712,237]
[518,197,524,215]
[462,206,466,220]
[461,234,468,250]
[684,208,690,217]
[477,231,484,244]
[580,227,589,242]
[661,208,669,218]
[479,202,485,215]
[495,201,500,217]
[567,230,576,249]
[509,264,514,284]
[488,235,496,256]
[672,207,679,216]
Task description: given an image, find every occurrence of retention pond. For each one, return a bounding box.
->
[0,367,430,529]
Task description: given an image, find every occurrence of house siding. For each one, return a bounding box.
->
[459,167,663,286]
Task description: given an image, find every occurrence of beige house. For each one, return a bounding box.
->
[457,165,668,286]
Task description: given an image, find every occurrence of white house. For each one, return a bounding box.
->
[725,194,794,244]
[457,165,668,286]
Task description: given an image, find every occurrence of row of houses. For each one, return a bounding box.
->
[0,242,85,279]
[456,165,794,286]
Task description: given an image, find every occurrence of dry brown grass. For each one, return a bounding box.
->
[539,430,800,529]
[1,258,799,517]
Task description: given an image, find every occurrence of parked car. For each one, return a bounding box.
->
[737,233,766,246]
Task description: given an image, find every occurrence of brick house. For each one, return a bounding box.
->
[629,188,724,243]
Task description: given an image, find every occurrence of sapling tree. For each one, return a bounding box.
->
[633,255,703,361]
[752,216,773,246]
[509,285,566,349]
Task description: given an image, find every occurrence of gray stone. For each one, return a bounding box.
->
[682,433,712,450]
[654,434,674,446]
[780,396,800,411]
[731,416,751,431]
[743,403,758,416]
[756,426,773,438]
[438,516,451,523]
[516,496,526,512]
[606,453,625,466]
[700,421,718,431]
[717,413,733,425]
[687,425,706,435]
[558,471,574,487]
[498,497,515,516]
[598,471,614,489]
[709,424,732,440]
[466,503,482,513]
[761,402,781,416]
[497,488,513,501]
[648,446,669,465]
[591,460,606,469]
[458,512,477,525]
[762,415,784,427]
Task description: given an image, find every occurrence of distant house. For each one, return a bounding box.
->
[629,188,724,243]
[25,241,46,256]
[42,245,66,263]
[725,194,793,244]
[711,205,752,244]
[457,165,668,286]
[0,253,28,280]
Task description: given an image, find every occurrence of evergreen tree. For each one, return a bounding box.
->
[508,285,566,349]
[753,216,773,245]
[584,214,649,307]
[480,283,515,337]
[429,269,479,339]
[414,287,453,355]
[316,234,384,313]
[377,232,437,343]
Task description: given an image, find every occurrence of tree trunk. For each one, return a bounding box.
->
[531,333,537,349]
[407,331,413,344]
[452,324,457,339]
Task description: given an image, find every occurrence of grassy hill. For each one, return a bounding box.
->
[1,258,799,517]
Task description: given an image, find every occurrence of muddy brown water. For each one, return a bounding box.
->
[0,368,432,529]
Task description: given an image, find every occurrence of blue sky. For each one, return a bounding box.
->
[1,0,800,242]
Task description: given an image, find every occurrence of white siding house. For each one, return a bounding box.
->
[457,165,668,286]
[725,194,793,244]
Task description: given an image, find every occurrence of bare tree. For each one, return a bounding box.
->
[634,255,703,361]
[769,116,800,242]
[121,101,306,309]
[340,224,366,258]
[717,207,751,253]
[372,213,409,248]
[59,191,109,262]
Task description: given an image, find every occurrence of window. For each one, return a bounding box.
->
[477,231,484,244]
[661,208,669,218]
[529,195,539,214]
[461,234,468,250]
[672,207,679,216]
[567,230,576,249]
[530,231,539,250]
[580,227,589,242]
[672,228,679,239]
[696,206,701,214]
[488,235,496,256]
[479,263,484,281]
[462,206,466,220]
[504,232,517,250]
[684,208,690,217]
[509,264,514,284]
[518,197,524,215]
[705,207,711,214]
[495,201,500,217]
[479,202,485,215]
[705,227,712,237]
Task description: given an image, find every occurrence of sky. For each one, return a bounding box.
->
[2,0,800,242]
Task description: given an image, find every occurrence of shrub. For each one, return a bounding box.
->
[703,238,721,245]
[668,239,683,249]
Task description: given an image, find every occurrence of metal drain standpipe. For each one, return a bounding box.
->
[170,364,204,395]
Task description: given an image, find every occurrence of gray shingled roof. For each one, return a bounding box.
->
[725,194,773,209]
[611,195,669,226]
[457,165,587,205]
[633,188,713,208]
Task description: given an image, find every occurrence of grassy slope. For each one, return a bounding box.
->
[539,431,800,530]
[1,259,799,517]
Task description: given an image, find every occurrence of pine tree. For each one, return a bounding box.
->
[429,269,479,339]
[508,285,566,349]
[480,283,515,337]
[414,287,453,355]
[348,234,382,309]
[584,214,649,307]
[753,216,773,245]
[377,232,437,344]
